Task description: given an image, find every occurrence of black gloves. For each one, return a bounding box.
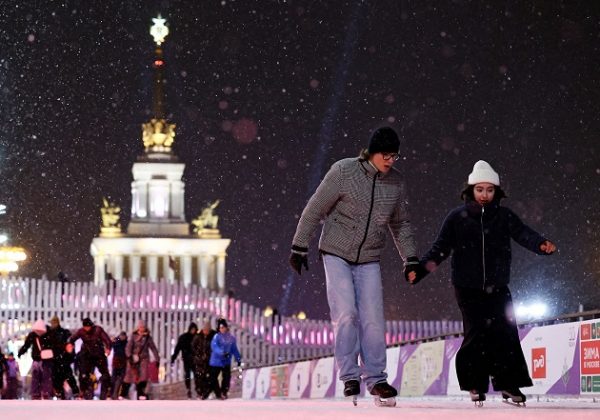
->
[404,256,427,285]
[289,245,309,275]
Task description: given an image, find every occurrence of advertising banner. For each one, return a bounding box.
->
[398,340,446,396]
[288,360,311,398]
[520,322,579,394]
[242,368,257,399]
[254,366,273,399]
[580,320,600,395]
[444,337,463,396]
[309,357,336,398]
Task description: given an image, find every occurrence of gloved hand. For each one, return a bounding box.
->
[289,245,309,275]
[540,240,557,254]
[223,352,230,358]
[404,257,427,285]
[170,356,176,364]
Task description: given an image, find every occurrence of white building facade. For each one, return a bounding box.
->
[90,17,230,291]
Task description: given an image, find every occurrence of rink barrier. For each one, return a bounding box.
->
[241,311,600,399]
[0,276,462,385]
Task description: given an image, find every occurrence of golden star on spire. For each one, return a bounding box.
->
[150,15,169,46]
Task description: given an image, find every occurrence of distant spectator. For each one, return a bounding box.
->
[209,318,241,400]
[68,318,112,400]
[121,320,159,400]
[111,331,128,400]
[170,322,198,399]
[192,319,216,399]
[18,319,53,399]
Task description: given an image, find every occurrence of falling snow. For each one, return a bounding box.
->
[0,1,598,321]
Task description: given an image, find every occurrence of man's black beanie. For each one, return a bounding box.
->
[368,126,400,154]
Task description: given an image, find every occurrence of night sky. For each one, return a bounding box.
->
[1,1,599,321]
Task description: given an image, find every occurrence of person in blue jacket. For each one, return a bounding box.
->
[208,318,241,400]
[417,160,557,405]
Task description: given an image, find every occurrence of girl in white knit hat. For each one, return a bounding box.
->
[416,160,556,406]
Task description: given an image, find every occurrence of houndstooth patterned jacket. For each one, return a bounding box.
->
[292,157,417,264]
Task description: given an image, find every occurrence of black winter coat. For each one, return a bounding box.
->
[422,199,547,289]
[46,326,72,361]
[192,330,216,370]
[18,332,53,361]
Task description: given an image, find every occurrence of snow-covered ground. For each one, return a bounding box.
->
[1,397,599,420]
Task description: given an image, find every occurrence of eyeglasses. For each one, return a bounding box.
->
[381,153,400,161]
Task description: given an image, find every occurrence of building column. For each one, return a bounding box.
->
[147,255,158,281]
[198,255,209,289]
[94,256,106,286]
[130,255,141,281]
[182,255,192,287]
[112,254,124,280]
[216,253,226,292]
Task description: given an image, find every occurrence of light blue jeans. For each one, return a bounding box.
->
[323,254,387,390]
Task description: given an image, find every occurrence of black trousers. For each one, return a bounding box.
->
[51,359,80,398]
[209,366,231,397]
[78,353,111,400]
[194,365,211,398]
[454,285,533,392]
[183,360,194,393]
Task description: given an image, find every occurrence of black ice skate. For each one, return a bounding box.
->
[501,389,526,407]
[369,382,397,407]
[469,390,486,407]
[344,380,360,406]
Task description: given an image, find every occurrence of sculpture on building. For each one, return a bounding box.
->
[192,200,221,238]
[100,198,122,237]
[142,118,176,151]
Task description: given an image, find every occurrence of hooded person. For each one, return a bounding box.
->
[170,321,199,398]
[110,331,128,399]
[417,160,557,405]
[68,317,112,399]
[121,320,159,400]
[17,319,54,399]
[208,318,241,400]
[46,315,79,399]
[289,126,418,404]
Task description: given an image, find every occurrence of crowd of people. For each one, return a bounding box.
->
[0,316,241,400]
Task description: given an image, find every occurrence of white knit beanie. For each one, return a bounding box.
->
[467,160,500,186]
[32,319,46,333]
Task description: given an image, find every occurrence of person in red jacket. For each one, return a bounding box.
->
[68,318,112,399]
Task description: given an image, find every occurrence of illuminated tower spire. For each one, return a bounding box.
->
[141,15,176,157]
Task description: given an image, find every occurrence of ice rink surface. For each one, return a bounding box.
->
[1,397,599,420]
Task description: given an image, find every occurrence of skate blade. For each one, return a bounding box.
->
[346,395,358,406]
[502,400,526,407]
[373,396,396,407]
[473,401,484,407]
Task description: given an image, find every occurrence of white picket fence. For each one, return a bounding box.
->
[0,277,462,382]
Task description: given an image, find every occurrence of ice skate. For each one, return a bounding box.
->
[343,380,360,406]
[469,390,486,407]
[501,389,526,407]
[369,382,397,407]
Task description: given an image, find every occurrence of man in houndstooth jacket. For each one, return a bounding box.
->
[290,126,422,400]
